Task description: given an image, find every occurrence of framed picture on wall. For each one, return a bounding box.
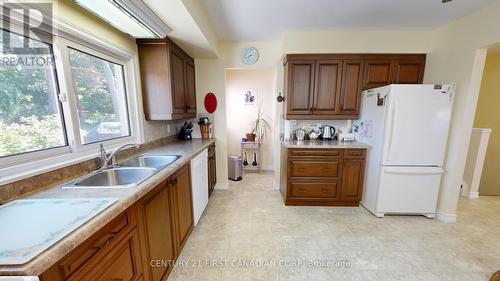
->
[244,89,257,105]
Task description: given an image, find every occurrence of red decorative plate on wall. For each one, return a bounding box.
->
[204,92,217,113]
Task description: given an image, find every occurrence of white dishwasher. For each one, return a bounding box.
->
[190,149,208,226]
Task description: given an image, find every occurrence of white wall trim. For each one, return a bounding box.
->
[436,209,457,223]
[273,182,280,190]
[215,182,229,190]
[471,128,492,134]
[466,191,480,199]
[260,165,275,171]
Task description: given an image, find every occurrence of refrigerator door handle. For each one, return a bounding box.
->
[384,167,444,175]
[385,101,396,162]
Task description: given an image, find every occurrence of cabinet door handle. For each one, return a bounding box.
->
[322,188,330,193]
[94,233,116,251]
[171,177,178,186]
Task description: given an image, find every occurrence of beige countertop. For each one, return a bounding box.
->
[0,138,215,276]
[282,140,369,149]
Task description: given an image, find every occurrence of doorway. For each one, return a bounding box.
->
[463,45,500,196]
[224,68,276,175]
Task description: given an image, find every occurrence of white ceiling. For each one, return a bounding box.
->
[144,0,218,58]
[201,0,500,41]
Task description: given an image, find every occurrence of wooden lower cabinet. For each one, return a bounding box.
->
[289,181,340,200]
[80,229,143,281]
[136,180,176,281]
[341,159,365,202]
[40,163,196,281]
[281,148,366,206]
[170,164,194,252]
[208,143,216,196]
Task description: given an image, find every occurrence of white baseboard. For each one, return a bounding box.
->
[214,182,229,190]
[466,191,480,199]
[436,209,457,223]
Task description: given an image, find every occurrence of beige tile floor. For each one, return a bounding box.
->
[168,172,500,281]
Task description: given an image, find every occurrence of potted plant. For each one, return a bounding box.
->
[247,105,271,143]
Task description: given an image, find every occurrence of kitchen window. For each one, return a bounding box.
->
[0,29,68,158]
[0,22,142,183]
[67,48,130,145]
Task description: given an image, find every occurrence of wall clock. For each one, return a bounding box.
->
[241,47,259,65]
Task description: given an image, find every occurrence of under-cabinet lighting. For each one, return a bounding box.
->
[74,0,171,38]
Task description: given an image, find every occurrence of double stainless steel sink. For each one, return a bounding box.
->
[63,155,180,189]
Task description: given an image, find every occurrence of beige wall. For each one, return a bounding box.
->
[225,69,276,170]
[473,53,500,195]
[195,59,228,187]
[424,1,500,220]
[281,31,433,53]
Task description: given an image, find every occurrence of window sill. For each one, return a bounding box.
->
[0,138,140,186]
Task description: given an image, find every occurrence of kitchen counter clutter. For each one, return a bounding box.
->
[282,139,369,149]
[0,139,215,278]
[280,140,368,207]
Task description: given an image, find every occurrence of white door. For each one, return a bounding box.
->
[381,85,454,166]
[376,166,443,214]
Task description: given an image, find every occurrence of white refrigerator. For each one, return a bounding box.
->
[356,84,455,218]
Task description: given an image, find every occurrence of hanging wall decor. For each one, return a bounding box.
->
[244,89,257,105]
[204,92,217,113]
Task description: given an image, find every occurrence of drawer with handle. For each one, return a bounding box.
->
[289,159,342,178]
[345,149,366,158]
[288,148,343,158]
[56,210,136,280]
[290,181,340,200]
[80,228,143,281]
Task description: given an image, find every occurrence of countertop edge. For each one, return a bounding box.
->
[0,139,216,276]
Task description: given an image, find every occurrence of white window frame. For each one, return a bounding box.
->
[55,37,137,153]
[0,14,145,185]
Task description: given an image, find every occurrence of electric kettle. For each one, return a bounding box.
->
[321,125,336,141]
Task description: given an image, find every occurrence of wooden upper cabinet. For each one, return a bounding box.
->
[170,164,194,252]
[283,54,426,120]
[392,60,425,84]
[137,37,196,120]
[339,60,364,115]
[136,180,176,281]
[363,55,426,89]
[170,49,187,114]
[362,60,393,90]
[313,60,342,115]
[184,61,197,114]
[286,60,315,115]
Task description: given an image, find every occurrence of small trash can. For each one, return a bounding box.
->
[228,155,243,181]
